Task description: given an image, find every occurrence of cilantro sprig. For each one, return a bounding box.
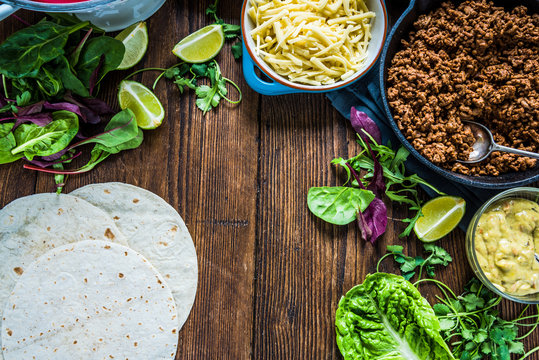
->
[206,0,242,59]
[127,60,241,116]
[377,244,452,281]
[416,278,539,360]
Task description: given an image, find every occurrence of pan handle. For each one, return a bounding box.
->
[0,4,19,21]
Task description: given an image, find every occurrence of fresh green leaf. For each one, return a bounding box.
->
[75,36,125,88]
[71,109,139,149]
[191,63,208,77]
[231,41,242,60]
[386,245,403,253]
[35,66,63,97]
[16,91,31,107]
[307,186,375,225]
[48,56,90,97]
[12,110,78,160]
[336,273,455,360]
[0,21,89,78]
[0,123,22,164]
[439,318,455,331]
[433,303,450,316]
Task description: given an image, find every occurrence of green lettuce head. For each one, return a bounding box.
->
[336,273,454,360]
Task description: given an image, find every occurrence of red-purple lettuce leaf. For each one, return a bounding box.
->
[346,162,387,244]
[350,107,382,144]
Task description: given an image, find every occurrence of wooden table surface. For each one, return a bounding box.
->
[1,1,538,359]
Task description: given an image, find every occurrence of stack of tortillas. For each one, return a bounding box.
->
[0,183,198,359]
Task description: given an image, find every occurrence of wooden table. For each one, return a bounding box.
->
[1,1,538,359]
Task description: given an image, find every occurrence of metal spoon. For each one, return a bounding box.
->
[458,121,539,164]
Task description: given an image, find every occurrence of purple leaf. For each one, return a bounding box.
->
[18,101,44,116]
[63,93,112,124]
[359,197,387,244]
[357,211,373,242]
[365,142,385,197]
[26,151,82,168]
[1,113,53,128]
[43,102,83,117]
[346,162,388,244]
[79,97,114,115]
[350,107,382,144]
[0,94,7,108]
[89,55,105,96]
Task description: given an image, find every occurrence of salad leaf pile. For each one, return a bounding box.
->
[335,273,455,360]
[0,17,146,191]
[308,107,443,243]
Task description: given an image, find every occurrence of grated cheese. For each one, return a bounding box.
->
[248,0,375,86]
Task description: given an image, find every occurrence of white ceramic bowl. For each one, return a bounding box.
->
[241,0,388,95]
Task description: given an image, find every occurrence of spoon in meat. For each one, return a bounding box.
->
[458,121,539,164]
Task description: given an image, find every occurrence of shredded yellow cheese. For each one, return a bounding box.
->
[248,0,375,86]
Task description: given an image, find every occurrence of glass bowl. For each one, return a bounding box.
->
[0,0,166,31]
[466,187,539,304]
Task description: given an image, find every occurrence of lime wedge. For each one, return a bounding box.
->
[172,24,224,63]
[115,22,149,70]
[118,80,164,130]
[414,196,466,242]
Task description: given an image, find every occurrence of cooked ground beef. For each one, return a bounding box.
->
[387,0,538,176]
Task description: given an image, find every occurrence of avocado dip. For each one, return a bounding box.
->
[475,198,539,296]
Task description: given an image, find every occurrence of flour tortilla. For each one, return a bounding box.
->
[0,193,127,359]
[71,182,198,329]
[1,240,178,359]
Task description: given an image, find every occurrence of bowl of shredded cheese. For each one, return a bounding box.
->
[241,0,388,95]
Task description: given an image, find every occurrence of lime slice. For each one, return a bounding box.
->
[414,196,466,242]
[118,80,164,130]
[172,24,224,63]
[115,22,149,70]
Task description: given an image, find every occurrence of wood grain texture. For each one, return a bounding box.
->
[0,0,538,359]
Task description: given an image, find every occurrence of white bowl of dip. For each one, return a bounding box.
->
[466,187,539,304]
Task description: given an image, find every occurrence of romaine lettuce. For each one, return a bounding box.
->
[336,273,455,360]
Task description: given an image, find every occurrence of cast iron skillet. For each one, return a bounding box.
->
[379,0,539,189]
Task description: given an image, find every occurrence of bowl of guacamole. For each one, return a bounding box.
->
[466,187,539,303]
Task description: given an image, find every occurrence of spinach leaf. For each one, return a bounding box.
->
[0,21,89,78]
[72,109,139,149]
[48,56,89,97]
[336,273,455,360]
[35,66,63,98]
[12,110,79,160]
[95,125,143,154]
[0,123,22,164]
[75,36,125,88]
[307,186,374,225]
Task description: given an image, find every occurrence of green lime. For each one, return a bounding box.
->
[115,22,149,70]
[118,80,164,130]
[414,196,466,242]
[172,24,224,63]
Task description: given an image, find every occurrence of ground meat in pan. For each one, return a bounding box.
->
[387,0,538,176]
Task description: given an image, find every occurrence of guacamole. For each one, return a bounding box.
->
[475,198,539,296]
